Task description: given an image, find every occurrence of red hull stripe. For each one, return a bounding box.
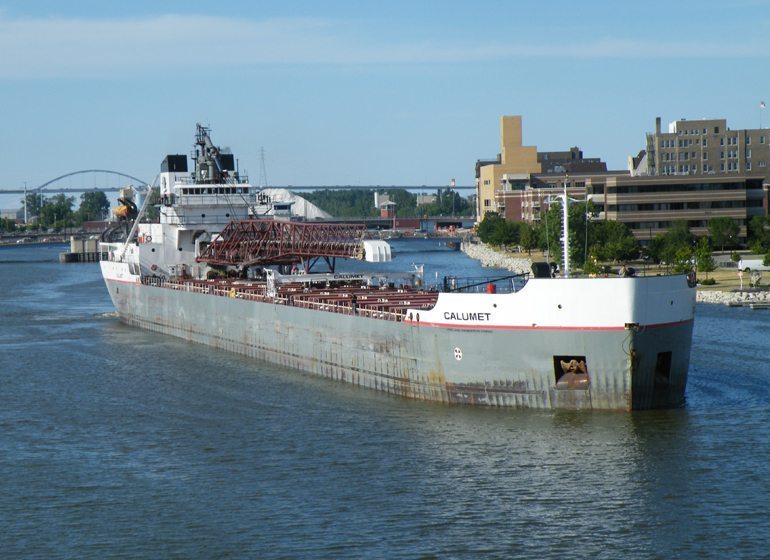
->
[402,319,693,331]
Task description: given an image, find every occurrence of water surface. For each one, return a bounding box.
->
[1,242,768,559]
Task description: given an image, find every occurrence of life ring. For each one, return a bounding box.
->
[145,235,152,243]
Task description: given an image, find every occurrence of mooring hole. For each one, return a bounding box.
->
[554,355,590,389]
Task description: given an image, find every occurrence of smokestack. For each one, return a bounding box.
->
[655,117,661,135]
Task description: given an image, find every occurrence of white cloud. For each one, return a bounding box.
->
[0,13,764,79]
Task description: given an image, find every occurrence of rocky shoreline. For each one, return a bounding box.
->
[461,239,770,306]
[460,240,532,274]
[695,289,770,305]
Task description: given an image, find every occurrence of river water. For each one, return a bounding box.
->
[1,241,769,559]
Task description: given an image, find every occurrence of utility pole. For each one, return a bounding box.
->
[23,181,27,224]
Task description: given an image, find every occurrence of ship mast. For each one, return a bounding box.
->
[562,180,570,278]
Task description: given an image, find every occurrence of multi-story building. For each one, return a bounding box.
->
[644,117,769,177]
[475,116,540,218]
[476,115,606,220]
[477,114,770,245]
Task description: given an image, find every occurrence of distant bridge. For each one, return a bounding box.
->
[0,169,475,195]
[0,169,149,195]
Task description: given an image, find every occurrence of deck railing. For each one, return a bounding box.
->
[142,276,435,323]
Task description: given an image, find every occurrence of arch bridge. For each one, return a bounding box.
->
[0,169,149,195]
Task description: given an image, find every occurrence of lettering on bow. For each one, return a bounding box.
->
[443,311,491,322]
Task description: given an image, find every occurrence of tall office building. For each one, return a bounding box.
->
[644,117,769,176]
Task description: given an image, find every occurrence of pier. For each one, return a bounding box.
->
[59,237,105,263]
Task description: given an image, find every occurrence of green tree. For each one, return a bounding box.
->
[77,191,110,223]
[748,216,770,252]
[0,217,17,232]
[489,220,519,247]
[658,220,694,266]
[645,235,667,264]
[672,246,694,274]
[476,212,505,243]
[519,222,538,255]
[591,220,640,263]
[39,194,75,228]
[694,237,716,278]
[423,189,471,217]
[21,192,43,218]
[708,216,739,252]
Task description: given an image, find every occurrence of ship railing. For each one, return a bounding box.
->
[441,272,529,294]
[157,278,427,322]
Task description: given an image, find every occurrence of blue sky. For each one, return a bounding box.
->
[2,0,770,207]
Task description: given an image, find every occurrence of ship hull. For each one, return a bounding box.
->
[102,275,693,411]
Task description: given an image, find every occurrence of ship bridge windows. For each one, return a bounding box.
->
[180,186,251,196]
[553,355,590,389]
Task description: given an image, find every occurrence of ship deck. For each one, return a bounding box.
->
[141,276,440,321]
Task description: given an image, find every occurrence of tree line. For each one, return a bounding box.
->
[0,191,111,232]
[476,207,769,276]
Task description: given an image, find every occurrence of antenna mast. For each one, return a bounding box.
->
[259,147,268,189]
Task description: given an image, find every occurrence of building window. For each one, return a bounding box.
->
[720,151,724,159]
[747,136,751,145]
[720,163,725,171]
[484,199,491,207]
[720,138,724,146]
[703,152,708,160]
[762,136,766,144]
[747,162,752,170]
[703,138,708,147]
[760,161,767,168]
[746,148,752,158]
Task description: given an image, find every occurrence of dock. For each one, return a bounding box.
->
[59,237,105,263]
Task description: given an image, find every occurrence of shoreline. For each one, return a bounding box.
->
[461,239,770,306]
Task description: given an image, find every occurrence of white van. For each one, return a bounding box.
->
[738,258,770,272]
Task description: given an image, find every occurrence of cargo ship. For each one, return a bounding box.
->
[99,125,696,410]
